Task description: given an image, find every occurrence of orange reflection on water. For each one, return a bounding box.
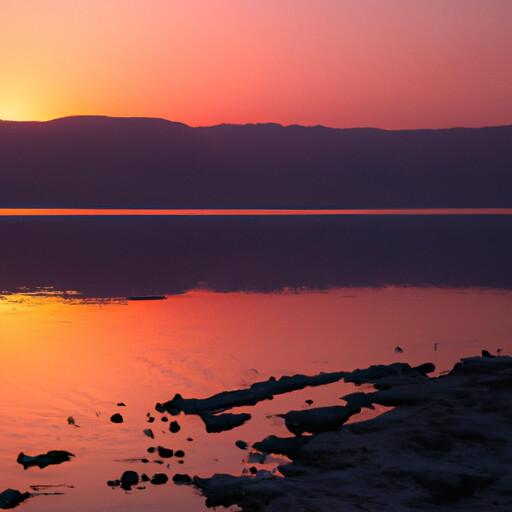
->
[0,288,511,511]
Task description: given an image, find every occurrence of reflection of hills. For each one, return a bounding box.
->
[1,215,511,297]
[0,116,511,208]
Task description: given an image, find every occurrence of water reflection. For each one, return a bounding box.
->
[0,288,511,511]
[1,215,512,298]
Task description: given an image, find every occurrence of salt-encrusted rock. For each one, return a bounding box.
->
[278,405,361,436]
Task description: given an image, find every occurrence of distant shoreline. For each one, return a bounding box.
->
[1,208,512,217]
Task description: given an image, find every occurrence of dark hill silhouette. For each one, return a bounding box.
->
[0,116,511,207]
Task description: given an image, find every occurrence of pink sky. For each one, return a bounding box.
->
[0,0,511,128]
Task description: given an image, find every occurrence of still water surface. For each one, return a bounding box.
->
[1,287,511,511]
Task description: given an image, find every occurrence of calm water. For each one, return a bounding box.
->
[1,215,511,510]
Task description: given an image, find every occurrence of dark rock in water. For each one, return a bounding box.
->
[147,416,155,423]
[156,371,344,415]
[235,440,248,450]
[157,446,173,458]
[175,450,185,458]
[252,435,309,457]
[172,473,192,485]
[147,447,156,454]
[107,480,120,488]
[394,346,404,353]
[249,466,257,474]
[169,420,180,433]
[143,428,154,439]
[186,437,193,442]
[116,402,126,407]
[305,399,314,406]
[151,473,168,485]
[482,349,495,358]
[110,413,124,424]
[0,489,30,509]
[201,412,251,433]
[17,450,74,470]
[141,474,150,482]
[278,405,360,436]
[120,471,139,490]
[161,416,169,422]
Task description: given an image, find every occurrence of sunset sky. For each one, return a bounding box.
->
[0,0,511,128]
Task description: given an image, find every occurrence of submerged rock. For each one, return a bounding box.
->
[17,450,74,470]
[143,428,154,439]
[156,371,343,415]
[0,489,30,509]
[201,412,251,433]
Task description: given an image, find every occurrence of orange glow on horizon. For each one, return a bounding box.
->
[0,0,511,128]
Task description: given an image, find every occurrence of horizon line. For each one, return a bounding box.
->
[1,208,512,217]
[1,114,511,132]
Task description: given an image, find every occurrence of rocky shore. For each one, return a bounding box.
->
[194,353,512,511]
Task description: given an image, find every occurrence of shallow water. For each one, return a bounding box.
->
[1,214,512,510]
[1,287,511,511]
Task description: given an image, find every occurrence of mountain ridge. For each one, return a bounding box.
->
[0,116,511,208]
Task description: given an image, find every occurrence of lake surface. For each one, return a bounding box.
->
[1,214,511,510]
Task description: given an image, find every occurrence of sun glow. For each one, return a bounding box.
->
[0,99,34,121]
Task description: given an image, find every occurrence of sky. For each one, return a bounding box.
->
[0,0,511,128]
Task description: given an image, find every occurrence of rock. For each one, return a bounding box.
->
[394,346,404,353]
[143,428,154,439]
[157,446,173,458]
[200,412,251,433]
[252,435,309,457]
[305,399,314,406]
[0,489,30,509]
[106,480,120,488]
[156,371,344,415]
[147,447,156,453]
[161,416,169,422]
[141,474,150,482]
[150,473,168,485]
[116,402,126,407]
[414,470,494,503]
[120,471,139,490]
[343,362,434,385]
[175,450,185,458]
[169,420,180,433]
[172,473,192,485]
[17,450,74,470]
[110,413,123,424]
[235,440,248,450]
[192,354,512,511]
[66,416,79,427]
[278,405,360,436]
